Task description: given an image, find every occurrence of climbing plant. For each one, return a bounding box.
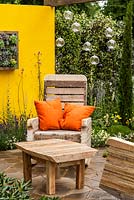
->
[56,10,124,114]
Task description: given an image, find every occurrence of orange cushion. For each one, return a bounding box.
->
[60,103,95,131]
[34,98,63,131]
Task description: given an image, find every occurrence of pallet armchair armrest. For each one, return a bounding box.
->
[81,117,92,146]
[27,117,39,141]
[81,117,91,127]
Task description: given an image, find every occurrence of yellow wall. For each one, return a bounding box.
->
[0,4,55,117]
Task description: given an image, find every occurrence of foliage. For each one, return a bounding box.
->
[103,0,134,37]
[103,0,130,20]
[107,124,131,135]
[56,2,100,18]
[0,94,28,151]
[0,113,27,150]
[118,0,133,126]
[56,10,124,111]
[0,172,61,200]
[0,172,32,199]
[0,32,18,68]
[91,110,134,147]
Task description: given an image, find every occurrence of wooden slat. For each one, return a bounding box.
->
[107,137,134,151]
[46,87,85,95]
[100,171,134,195]
[45,94,84,102]
[104,163,134,181]
[108,146,134,161]
[107,155,134,168]
[44,74,87,81]
[45,80,86,88]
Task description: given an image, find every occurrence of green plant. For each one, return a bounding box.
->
[0,172,61,200]
[0,114,27,151]
[0,32,18,68]
[92,109,134,147]
[0,172,32,199]
[0,93,27,151]
[92,128,110,147]
[107,124,133,140]
[34,51,43,100]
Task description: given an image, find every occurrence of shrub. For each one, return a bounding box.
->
[107,124,134,141]
[0,114,27,151]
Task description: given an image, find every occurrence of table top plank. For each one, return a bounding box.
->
[16,139,97,163]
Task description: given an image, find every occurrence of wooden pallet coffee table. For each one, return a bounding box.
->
[15,139,97,195]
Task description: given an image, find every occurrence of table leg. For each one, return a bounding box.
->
[46,161,56,195]
[22,152,32,182]
[76,159,85,189]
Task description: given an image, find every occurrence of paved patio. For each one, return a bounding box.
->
[0,148,120,200]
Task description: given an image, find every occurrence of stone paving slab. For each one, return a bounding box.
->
[0,148,120,200]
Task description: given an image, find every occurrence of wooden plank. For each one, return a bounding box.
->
[45,80,86,88]
[44,74,87,82]
[16,139,67,149]
[46,161,56,194]
[107,155,134,168]
[45,94,85,102]
[107,137,134,151]
[44,0,98,6]
[104,163,134,181]
[22,152,32,182]
[46,87,85,95]
[100,171,134,195]
[28,145,94,156]
[108,146,134,161]
[59,160,82,167]
[76,159,85,189]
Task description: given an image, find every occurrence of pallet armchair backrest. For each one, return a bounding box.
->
[44,74,87,107]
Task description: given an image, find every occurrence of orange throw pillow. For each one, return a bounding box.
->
[60,103,95,131]
[34,98,63,131]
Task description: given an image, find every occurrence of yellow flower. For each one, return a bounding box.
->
[114,120,117,123]
[126,120,129,125]
[116,115,121,119]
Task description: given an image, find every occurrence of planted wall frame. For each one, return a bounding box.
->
[0,31,18,70]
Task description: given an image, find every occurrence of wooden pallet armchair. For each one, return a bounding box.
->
[27,74,93,151]
[100,137,134,200]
